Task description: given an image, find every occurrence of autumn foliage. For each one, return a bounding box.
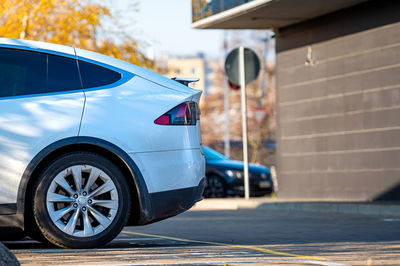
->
[0,0,153,68]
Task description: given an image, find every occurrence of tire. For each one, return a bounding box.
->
[31,152,131,248]
[0,242,19,266]
[203,175,226,198]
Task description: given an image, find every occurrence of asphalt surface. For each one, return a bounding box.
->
[4,209,400,265]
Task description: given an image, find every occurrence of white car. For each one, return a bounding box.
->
[0,38,205,248]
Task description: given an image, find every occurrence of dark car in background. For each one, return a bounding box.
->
[203,146,274,198]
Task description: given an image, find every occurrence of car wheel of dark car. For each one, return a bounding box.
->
[204,175,226,198]
[31,152,131,248]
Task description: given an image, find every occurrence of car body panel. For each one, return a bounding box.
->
[207,159,271,175]
[131,148,205,193]
[79,76,202,153]
[79,75,204,193]
[0,92,85,204]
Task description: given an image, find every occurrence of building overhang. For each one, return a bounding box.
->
[192,0,369,30]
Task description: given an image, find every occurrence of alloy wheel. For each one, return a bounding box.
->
[46,165,119,237]
[204,175,226,198]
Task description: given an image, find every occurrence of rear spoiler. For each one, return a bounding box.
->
[172,77,199,86]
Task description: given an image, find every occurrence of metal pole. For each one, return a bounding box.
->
[259,32,269,108]
[224,32,230,158]
[239,46,250,199]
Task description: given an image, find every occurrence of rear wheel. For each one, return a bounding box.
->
[32,152,131,248]
[204,175,226,198]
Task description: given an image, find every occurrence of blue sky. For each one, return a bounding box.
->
[120,0,224,58]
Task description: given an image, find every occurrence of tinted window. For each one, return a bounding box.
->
[0,48,82,97]
[0,48,47,97]
[78,60,121,89]
[47,54,81,93]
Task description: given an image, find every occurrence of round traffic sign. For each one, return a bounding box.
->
[224,48,260,85]
[228,80,240,90]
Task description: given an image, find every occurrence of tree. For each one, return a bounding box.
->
[0,0,153,68]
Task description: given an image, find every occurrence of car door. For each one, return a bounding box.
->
[0,47,85,208]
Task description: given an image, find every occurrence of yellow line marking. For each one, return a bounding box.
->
[122,231,331,262]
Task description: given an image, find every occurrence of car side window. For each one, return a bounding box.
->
[47,54,81,93]
[0,48,47,97]
[0,48,82,97]
[78,60,122,89]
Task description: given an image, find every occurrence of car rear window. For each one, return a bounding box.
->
[78,60,122,89]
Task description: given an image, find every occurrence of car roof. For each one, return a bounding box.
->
[0,38,75,57]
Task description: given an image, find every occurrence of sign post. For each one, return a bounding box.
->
[239,46,250,200]
[225,47,260,200]
[223,32,230,158]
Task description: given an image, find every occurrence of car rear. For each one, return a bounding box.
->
[76,53,206,223]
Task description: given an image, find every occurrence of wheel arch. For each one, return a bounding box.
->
[18,136,153,230]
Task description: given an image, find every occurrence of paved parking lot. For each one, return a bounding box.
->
[4,208,400,265]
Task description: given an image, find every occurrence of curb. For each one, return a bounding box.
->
[0,242,19,266]
[192,199,400,217]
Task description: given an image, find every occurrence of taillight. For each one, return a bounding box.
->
[155,102,200,125]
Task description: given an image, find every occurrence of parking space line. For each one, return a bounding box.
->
[121,231,336,263]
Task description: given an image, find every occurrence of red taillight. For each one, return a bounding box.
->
[155,102,200,125]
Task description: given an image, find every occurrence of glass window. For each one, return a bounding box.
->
[78,60,121,89]
[0,48,47,97]
[0,48,82,97]
[47,54,81,93]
